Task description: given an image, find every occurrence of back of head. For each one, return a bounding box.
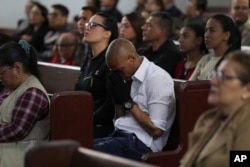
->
[0,40,40,79]
[95,12,118,44]
[150,11,173,37]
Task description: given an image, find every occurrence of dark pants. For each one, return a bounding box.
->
[94,130,152,161]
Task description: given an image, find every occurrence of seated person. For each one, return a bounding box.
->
[0,40,50,167]
[180,50,250,167]
[189,14,241,81]
[13,2,50,52]
[175,24,208,80]
[50,32,81,66]
[94,38,176,161]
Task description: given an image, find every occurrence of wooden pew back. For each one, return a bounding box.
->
[25,140,159,167]
[142,80,213,167]
[50,91,93,149]
[38,61,80,96]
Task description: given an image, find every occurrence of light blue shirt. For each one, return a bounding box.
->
[115,57,176,152]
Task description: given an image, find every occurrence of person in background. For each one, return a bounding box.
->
[50,32,80,66]
[38,4,69,62]
[75,12,118,138]
[189,14,241,80]
[86,0,101,9]
[77,6,99,39]
[94,38,176,161]
[230,0,250,46]
[76,6,99,67]
[162,0,183,18]
[139,11,183,77]
[141,0,165,19]
[0,40,50,167]
[119,12,147,50]
[17,0,35,30]
[175,24,208,80]
[13,2,50,52]
[99,0,123,22]
[133,0,147,14]
[172,0,207,40]
[180,50,250,167]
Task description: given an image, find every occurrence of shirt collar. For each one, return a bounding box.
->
[132,56,150,83]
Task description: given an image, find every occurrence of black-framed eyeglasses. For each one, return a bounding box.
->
[211,70,239,83]
[85,22,107,29]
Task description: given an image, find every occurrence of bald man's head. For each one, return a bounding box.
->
[105,38,137,68]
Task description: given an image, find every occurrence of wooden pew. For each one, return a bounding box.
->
[142,80,213,167]
[50,91,93,149]
[25,140,159,167]
[38,61,81,96]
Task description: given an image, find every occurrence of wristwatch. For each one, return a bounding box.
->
[124,100,136,110]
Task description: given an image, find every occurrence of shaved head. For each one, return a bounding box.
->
[105,38,137,67]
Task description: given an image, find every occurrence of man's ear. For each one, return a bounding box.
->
[128,52,136,62]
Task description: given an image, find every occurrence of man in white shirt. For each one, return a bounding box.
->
[94,38,176,161]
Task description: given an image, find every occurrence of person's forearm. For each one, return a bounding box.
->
[129,104,163,137]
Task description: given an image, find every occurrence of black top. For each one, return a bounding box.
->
[138,40,183,77]
[75,48,115,137]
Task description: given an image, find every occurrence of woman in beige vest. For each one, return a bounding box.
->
[180,50,250,167]
[0,40,50,167]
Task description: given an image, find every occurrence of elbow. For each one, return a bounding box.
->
[151,128,163,138]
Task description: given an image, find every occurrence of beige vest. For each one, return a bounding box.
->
[0,75,50,167]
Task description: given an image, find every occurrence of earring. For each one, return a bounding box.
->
[16,74,20,79]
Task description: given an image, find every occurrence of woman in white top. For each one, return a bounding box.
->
[189,14,241,80]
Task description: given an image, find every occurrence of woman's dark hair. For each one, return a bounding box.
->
[0,41,40,80]
[185,23,209,54]
[96,12,118,44]
[0,33,12,46]
[33,2,49,26]
[124,12,146,49]
[210,14,241,55]
[223,50,250,85]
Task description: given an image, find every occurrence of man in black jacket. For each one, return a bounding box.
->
[139,11,183,77]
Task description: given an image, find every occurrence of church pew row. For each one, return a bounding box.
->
[25,140,159,167]
[37,62,213,166]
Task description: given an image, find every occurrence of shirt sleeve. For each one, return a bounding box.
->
[0,88,49,142]
[147,75,176,131]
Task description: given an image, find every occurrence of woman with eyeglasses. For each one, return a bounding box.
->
[189,14,241,81]
[180,50,250,167]
[75,12,118,138]
[0,40,50,167]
